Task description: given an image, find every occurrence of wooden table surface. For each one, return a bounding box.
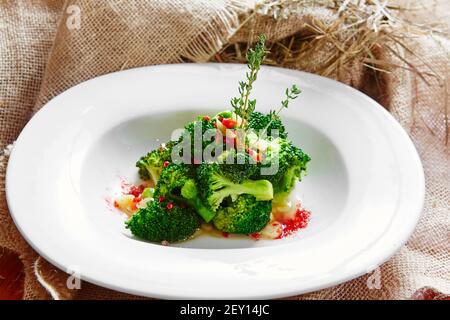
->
[0,249,24,300]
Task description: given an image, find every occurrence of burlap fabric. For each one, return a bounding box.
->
[0,0,448,299]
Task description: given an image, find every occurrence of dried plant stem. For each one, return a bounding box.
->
[205,0,447,141]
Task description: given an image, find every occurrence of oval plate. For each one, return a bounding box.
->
[6,64,424,299]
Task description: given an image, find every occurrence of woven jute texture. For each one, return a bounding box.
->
[0,0,448,299]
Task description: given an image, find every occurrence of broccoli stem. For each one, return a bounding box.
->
[186,197,216,223]
[211,175,273,202]
[180,180,217,222]
[272,191,290,207]
[233,179,273,201]
[148,167,162,185]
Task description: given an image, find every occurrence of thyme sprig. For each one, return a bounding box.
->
[260,84,301,138]
[231,34,268,128]
[230,34,301,134]
[277,84,301,117]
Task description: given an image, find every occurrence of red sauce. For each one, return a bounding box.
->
[110,178,152,214]
[119,177,147,197]
[276,203,311,239]
[112,178,312,241]
[127,185,145,197]
[250,232,261,240]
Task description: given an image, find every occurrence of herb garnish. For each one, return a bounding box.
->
[230,34,301,131]
[230,34,268,128]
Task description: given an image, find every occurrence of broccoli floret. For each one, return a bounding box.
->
[218,151,258,183]
[248,111,287,139]
[136,141,176,183]
[179,117,216,163]
[197,163,273,211]
[126,200,200,243]
[184,116,216,137]
[154,162,195,196]
[156,163,216,222]
[254,138,310,194]
[212,194,272,234]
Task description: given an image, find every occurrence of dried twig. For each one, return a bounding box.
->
[206,0,446,140]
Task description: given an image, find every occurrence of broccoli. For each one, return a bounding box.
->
[126,34,311,243]
[180,179,217,222]
[154,162,195,196]
[253,138,310,194]
[183,116,216,138]
[218,151,258,183]
[136,141,176,184]
[248,111,287,139]
[212,194,272,234]
[126,199,200,243]
[179,117,216,163]
[155,163,216,222]
[196,162,273,211]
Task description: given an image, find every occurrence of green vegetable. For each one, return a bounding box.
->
[254,138,310,194]
[136,141,176,183]
[129,34,310,242]
[213,194,272,234]
[155,163,216,222]
[248,111,287,139]
[154,162,194,196]
[126,200,200,243]
[217,150,258,183]
[180,179,197,200]
[178,117,216,163]
[215,110,233,119]
[180,178,216,222]
[141,187,154,199]
[197,162,273,211]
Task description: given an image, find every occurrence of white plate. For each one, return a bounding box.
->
[6,64,424,299]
